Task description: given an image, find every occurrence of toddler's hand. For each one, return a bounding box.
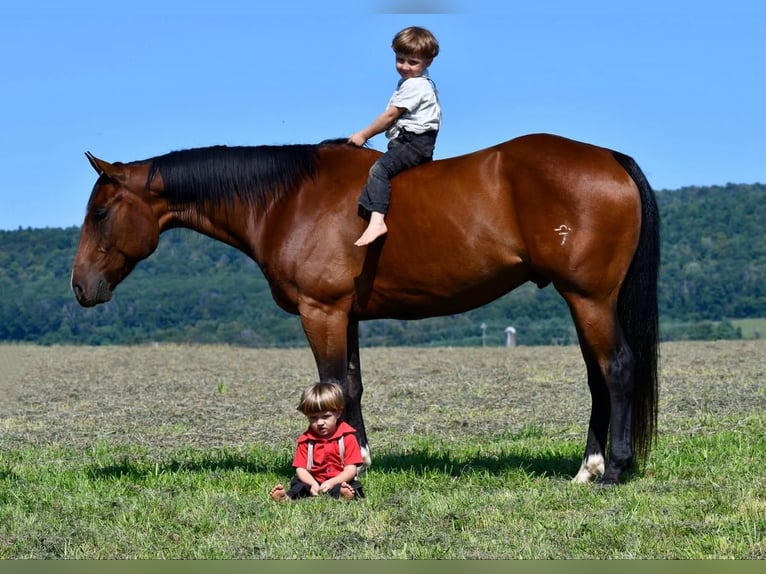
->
[348,133,367,147]
[318,480,334,494]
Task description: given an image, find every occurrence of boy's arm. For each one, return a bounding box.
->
[349,105,405,146]
[318,464,360,492]
[295,467,320,495]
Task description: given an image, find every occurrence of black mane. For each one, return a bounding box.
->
[145,141,351,217]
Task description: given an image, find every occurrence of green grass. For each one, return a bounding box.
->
[731,317,766,339]
[0,341,764,558]
[1,415,763,559]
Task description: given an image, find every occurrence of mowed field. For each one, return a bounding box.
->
[0,341,764,558]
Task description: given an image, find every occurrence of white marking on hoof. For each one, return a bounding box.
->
[358,445,371,474]
[572,454,605,483]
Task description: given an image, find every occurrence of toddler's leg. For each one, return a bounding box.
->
[270,484,290,502]
[328,480,364,500]
[339,482,356,500]
[354,211,388,246]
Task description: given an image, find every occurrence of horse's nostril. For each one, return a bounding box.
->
[71,282,88,304]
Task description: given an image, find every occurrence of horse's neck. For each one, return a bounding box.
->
[165,204,261,260]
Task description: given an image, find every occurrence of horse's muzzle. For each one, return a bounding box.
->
[71,271,112,307]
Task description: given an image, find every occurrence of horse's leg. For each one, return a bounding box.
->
[299,302,370,462]
[345,318,371,466]
[566,295,635,485]
[572,358,609,483]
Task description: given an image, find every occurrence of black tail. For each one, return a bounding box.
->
[612,150,660,462]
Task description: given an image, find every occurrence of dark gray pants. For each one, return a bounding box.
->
[285,475,365,500]
[358,130,437,217]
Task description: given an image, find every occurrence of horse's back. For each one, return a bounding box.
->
[355,133,642,317]
[393,132,638,222]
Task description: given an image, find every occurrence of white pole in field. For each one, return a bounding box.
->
[505,326,517,348]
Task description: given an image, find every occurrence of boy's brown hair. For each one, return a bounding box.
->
[296,382,345,416]
[391,26,439,60]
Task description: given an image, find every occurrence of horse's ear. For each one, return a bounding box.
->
[85,151,106,175]
[85,151,126,182]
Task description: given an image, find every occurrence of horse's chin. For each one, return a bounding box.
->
[76,292,112,308]
[78,295,110,308]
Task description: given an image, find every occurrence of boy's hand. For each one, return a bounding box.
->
[318,480,335,494]
[348,132,367,147]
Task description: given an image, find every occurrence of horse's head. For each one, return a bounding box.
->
[71,152,161,307]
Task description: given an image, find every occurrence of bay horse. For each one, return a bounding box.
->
[71,133,659,485]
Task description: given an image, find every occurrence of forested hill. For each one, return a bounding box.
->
[1,183,764,347]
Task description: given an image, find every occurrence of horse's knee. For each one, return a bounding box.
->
[344,382,363,406]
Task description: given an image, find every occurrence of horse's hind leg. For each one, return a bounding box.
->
[566,295,635,485]
[572,358,609,483]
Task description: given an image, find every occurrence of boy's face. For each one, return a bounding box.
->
[307,410,341,437]
[395,52,432,80]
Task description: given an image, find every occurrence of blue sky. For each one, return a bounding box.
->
[1,0,764,230]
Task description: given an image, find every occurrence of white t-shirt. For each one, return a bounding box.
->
[385,73,441,139]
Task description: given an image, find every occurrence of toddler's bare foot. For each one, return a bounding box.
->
[354,221,387,246]
[339,482,356,500]
[270,484,290,502]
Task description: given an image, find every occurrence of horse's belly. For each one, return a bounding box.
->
[355,262,529,320]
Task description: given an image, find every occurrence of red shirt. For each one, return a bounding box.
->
[291,421,363,483]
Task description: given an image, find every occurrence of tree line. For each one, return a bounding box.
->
[1,183,764,347]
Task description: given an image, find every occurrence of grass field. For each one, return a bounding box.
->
[731,318,766,339]
[0,341,764,559]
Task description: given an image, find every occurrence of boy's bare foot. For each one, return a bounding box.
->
[270,484,290,502]
[339,482,356,500]
[354,221,388,246]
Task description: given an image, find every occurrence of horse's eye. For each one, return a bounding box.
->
[92,207,109,222]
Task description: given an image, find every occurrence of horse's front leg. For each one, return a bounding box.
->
[345,318,370,465]
[299,301,370,465]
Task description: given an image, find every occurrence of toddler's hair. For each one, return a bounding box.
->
[297,382,345,415]
[392,26,439,59]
